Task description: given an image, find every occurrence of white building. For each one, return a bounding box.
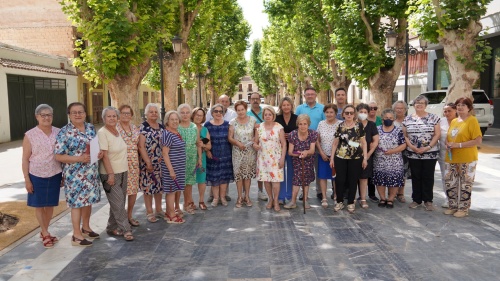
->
[233,75,259,103]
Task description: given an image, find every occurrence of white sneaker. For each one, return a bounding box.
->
[258,190,268,201]
[441,201,449,208]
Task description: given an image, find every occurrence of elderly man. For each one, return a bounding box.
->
[295,87,325,201]
[206,95,237,122]
[334,88,347,120]
[246,93,267,200]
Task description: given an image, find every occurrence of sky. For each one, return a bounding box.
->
[237,0,269,60]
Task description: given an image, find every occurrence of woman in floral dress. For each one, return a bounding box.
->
[55,102,102,247]
[284,114,318,210]
[138,103,164,223]
[254,106,286,212]
[178,104,202,215]
[373,109,406,209]
[229,100,257,208]
[117,105,140,227]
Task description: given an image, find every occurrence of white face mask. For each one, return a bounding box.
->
[358,113,368,121]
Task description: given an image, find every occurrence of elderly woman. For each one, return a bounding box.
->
[403,95,441,211]
[275,97,298,205]
[316,104,341,207]
[373,109,406,208]
[254,106,286,212]
[117,105,140,227]
[392,100,409,203]
[98,107,133,241]
[55,102,101,247]
[178,104,202,215]
[138,103,164,223]
[330,105,368,214]
[22,104,62,248]
[444,97,482,218]
[284,114,317,210]
[438,103,457,208]
[192,107,211,210]
[160,111,186,224]
[356,103,379,208]
[229,100,257,208]
[205,103,234,207]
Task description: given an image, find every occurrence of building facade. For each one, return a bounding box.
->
[233,75,259,103]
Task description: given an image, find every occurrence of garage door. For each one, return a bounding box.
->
[7,74,68,140]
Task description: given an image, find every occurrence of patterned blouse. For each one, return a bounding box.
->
[317,120,342,157]
[334,121,365,159]
[403,113,440,159]
[25,126,62,178]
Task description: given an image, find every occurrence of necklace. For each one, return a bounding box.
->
[105,126,119,137]
[120,122,132,137]
[344,121,355,128]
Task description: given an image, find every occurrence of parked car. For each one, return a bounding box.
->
[408,89,494,135]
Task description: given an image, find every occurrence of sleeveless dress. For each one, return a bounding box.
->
[139,122,164,195]
[230,117,257,181]
[117,123,140,195]
[204,120,234,186]
[160,130,186,193]
[178,122,198,185]
[256,123,284,182]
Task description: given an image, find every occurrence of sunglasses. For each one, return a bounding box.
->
[369,107,378,111]
[344,111,355,115]
[212,110,223,114]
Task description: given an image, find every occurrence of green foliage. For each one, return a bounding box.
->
[249,40,279,97]
[60,0,176,84]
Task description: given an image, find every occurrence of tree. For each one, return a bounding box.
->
[408,0,493,101]
[60,0,176,123]
[249,40,279,104]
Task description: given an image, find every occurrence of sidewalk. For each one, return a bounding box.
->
[0,128,499,280]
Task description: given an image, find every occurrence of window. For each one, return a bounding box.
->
[435,58,451,90]
[248,84,253,92]
[238,84,243,92]
[143,92,148,107]
[239,94,242,100]
[493,48,500,98]
[35,78,66,89]
[151,92,156,103]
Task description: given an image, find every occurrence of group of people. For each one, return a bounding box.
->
[22,87,482,249]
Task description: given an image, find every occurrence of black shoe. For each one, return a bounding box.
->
[369,196,380,203]
[317,193,323,200]
[225,195,232,201]
[299,193,304,201]
[207,196,214,203]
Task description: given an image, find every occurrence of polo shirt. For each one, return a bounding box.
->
[247,106,263,124]
[295,102,325,130]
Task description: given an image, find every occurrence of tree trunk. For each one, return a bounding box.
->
[107,60,151,125]
[440,20,482,102]
[368,67,402,111]
[294,86,301,108]
[318,89,328,105]
[183,87,192,106]
[163,47,190,112]
[208,83,217,108]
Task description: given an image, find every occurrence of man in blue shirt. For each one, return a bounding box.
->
[295,87,325,202]
[334,87,347,121]
[247,93,267,201]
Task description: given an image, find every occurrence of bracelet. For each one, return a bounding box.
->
[459,143,462,148]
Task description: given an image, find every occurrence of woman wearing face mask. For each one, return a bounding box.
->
[355,103,379,209]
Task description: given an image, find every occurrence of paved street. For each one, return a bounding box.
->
[1,129,500,281]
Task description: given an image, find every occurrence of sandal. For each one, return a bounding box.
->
[39,232,58,243]
[106,229,123,236]
[190,202,197,210]
[236,197,243,208]
[199,202,207,210]
[82,228,100,239]
[244,198,253,207]
[147,213,158,223]
[321,199,328,208]
[71,235,92,247]
[221,198,228,206]
[211,198,219,207]
[42,235,54,249]
[396,194,406,203]
[274,204,281,212]
[175,209,185,217]
[129,218,140,227]
[386,201,394,209]
[266,202,273,209]
[358,199,369,209]
[123,231,134,241]
[347,204,355,214]
[165,214,185,224]
[183,205,195,215]
[378,200,387,208]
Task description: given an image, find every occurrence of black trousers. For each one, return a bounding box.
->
[408,158,437,204]
[334,156,363,205]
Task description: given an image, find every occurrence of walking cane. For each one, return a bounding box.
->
[301,156,306,214]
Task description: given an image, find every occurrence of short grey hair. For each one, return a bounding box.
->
[368,100,378,105]
[392,100,408,110]
[102,106,119,120]
[35,104,53,115]
[414,95,429,105]
[210,103,224,117]
[144,103,159,114]
[177,103,192,113]
[164,110,181,126]
[381,108,395,118]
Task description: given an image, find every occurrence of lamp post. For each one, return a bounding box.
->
[385,29,427,103]
[159,36,183,122]
[197,68,211,108]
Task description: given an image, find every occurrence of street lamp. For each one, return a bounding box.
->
[197,68,211,108]
[385,29,427,103]
[159,36,182,122]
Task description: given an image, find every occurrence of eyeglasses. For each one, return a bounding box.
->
[121,112,132,116]
[250,98,260,101]
[70,111,85,116]
[38,114,53,118]
[369,107,378,111]
[212,110,223,114]
[344,111,355,115]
